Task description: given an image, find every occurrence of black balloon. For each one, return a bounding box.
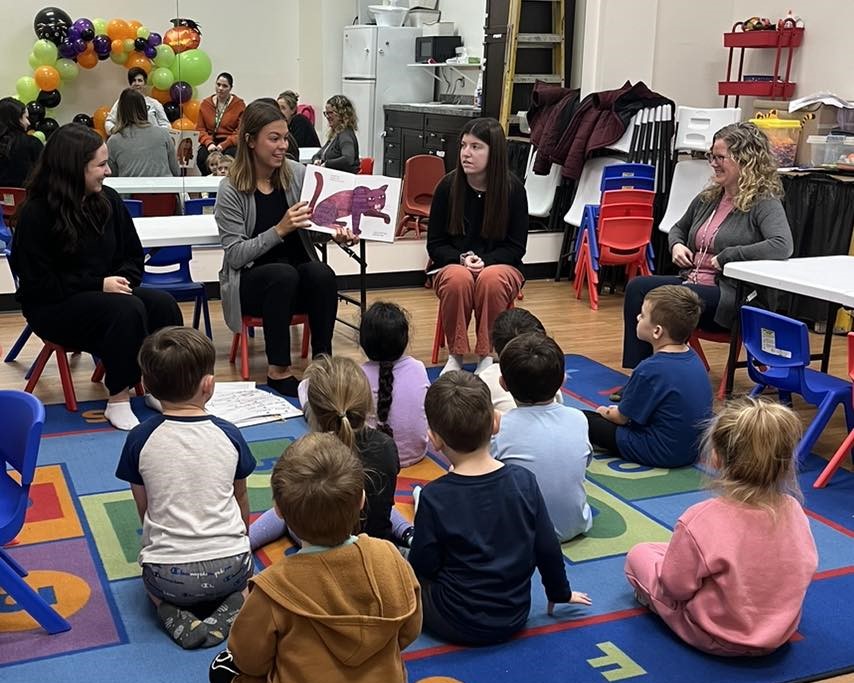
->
[134,37,147,52]
[35,117,59,138]
[26,101,46,126]
[97,52,110,60]
[36,89,62,108]
[72,113,94,128]
[33,7,73,46]
[163,102,181,122]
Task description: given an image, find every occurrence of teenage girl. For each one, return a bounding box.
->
[249,355,400,549]
[360,302,429,467]
[624,398,818,656]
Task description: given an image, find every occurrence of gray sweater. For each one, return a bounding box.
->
[668,193,793,327]
[311,128,360,173]
[106,125,179,177]
[214,160,319,333]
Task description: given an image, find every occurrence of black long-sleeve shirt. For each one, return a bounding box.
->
[0,132,43,188]
[11,185,144,313]
[409,464,571,643]
[426,172,529,272]
[289,113,320,149]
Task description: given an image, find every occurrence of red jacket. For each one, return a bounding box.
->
[196,95,246,150]
[527,82,579,174]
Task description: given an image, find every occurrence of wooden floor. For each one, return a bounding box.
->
[3,281,852,682]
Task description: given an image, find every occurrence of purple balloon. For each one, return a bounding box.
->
[73,38,87,54]
[59,40,78,59]
[147,32,162,47]
[144,45,157,59]
[92,34,111,55]
[170,81,193,104]
[66,26,81,41]
[73,18,95,41]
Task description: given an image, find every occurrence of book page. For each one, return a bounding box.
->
[205,382,303,428]
[300,165,401,243]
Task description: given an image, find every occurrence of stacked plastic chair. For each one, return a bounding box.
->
[814,332,854,488]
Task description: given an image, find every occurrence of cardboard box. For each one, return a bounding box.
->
[751,99,840,165]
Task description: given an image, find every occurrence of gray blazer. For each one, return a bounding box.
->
[214,160,319,333]
[668,194,793,328]
[311,128,360,173]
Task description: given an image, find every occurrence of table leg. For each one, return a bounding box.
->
[820,302,840,373]
[724,280,745,397]
[359,240,367,314]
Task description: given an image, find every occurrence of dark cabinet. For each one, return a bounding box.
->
[383,108,476,178]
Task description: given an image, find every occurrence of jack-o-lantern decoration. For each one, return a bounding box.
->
[163,18,201,54]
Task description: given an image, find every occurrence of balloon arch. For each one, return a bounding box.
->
[15,7,213,141]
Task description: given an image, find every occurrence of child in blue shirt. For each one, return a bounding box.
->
[586,285,713,467]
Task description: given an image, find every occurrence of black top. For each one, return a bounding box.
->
[0,132,43,188]
[409,464,571,643]
[251,188,310,268]
[10,185,143,313]
[289,113,320,149]
[355,426,400,542]
[426,172,529,272]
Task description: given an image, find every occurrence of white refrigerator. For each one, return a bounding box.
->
[342,25,433,170]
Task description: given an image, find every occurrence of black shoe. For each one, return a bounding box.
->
[609,389,623,402]
[400,527,415,548]
[266,375,300,398]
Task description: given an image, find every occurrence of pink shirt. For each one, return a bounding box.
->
[689,195,733,286]
[658,495,817,651]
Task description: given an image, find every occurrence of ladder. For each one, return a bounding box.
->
[498,0,566,133]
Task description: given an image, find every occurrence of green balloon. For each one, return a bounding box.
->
[93,18,107,35]
[55,58,79,82]
[176,49,212,87]
[32,131,46,143]
[111,51,129,65]
[137,26,150,39]
[28,53,40,70]
[16,76,39,103]
[150,67,175,91]
[153,44,175,68]
[33,39,58,65]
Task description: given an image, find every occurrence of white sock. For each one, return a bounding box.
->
[412,485,422,515]
[104,401,140,431]
[144,393,163,413]
[474,355,494,375]
[440,354,464,376]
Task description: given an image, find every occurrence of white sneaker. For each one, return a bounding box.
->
[412,485,422,514]
[104,401,140,431]
[144,393,163,413]
[474,355,494,375]
[440,354,464,376]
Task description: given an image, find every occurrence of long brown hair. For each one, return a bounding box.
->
[114,88,150,135]
[228,100,293,193]
[448,117,510,240]
[304,354,373,451]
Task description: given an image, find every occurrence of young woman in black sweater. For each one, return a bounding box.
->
[0,97,43,188]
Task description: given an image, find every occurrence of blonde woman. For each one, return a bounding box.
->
[277,90,320,148]
[311,94,360,173]
[620,122,793,372]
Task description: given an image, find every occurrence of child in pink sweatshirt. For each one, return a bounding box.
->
[624,397,818,656]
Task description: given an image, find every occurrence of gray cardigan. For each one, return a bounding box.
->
[668,193,793,327]
[214,160,319,333]
[311,128,360,173]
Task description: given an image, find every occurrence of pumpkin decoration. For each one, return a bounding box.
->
[163,18,201,54]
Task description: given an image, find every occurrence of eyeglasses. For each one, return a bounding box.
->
[323,110,335,118]
[705,152,731,164]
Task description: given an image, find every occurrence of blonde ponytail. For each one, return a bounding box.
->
[304,355,372,452]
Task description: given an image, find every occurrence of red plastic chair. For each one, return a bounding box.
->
[396,155,446,239]
[130,193,178,217]
[688,329,742,401]
[0,187,27,226]
[815,332,854,488]
[228,315,311,381]
[358,158,374,175]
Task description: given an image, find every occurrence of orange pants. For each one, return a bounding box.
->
[434,264,524,356]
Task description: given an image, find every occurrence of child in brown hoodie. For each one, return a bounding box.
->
[209,432,422,683]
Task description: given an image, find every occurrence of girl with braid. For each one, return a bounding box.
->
[360,302,429,467]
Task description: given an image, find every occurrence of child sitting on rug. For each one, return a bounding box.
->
[209,432,422,683]
[625,398,817,656]
[360,301,429,467]
[115,327,255,650]
[250,355,401,549]
[408,371,591,646]
[585,285,713,468]
[477,307,563,415]
[491,332,593,542]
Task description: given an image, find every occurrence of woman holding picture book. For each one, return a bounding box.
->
[215,101,355,397]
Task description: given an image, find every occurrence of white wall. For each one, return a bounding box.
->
[438,0,485,59]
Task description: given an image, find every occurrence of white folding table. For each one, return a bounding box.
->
[105,176,224,194]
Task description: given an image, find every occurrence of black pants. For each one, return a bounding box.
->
[584,411,621,456]
[197,144,236,175]
[209,650,241,683]
[25,288,182,395]
[239,261,337,368]
[621,275,725,369]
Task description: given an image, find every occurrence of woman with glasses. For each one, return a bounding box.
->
[311,95,360,173]
[619,122,793,375]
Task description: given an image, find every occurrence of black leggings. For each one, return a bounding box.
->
[584,411,621,456]
[239,261,338,368]
[25,287,182,395]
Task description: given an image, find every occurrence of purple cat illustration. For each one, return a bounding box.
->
[308,171,390,235]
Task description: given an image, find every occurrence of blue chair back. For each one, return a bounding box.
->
[600,175,655,192]
[123,199,143,218]
[143,246,194,286]
[0,390,44,488]
[741,306,811,369]
[184,197,216,215]
[601,163,655,182]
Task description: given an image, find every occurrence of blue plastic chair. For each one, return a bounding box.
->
[184,197,216,215]
[0,391,71,634]
[141,247,212,339]
[123,199,143,218]
[741,306,854,464]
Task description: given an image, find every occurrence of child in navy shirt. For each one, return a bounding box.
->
[408,371,590,646]
[586,286,713,467]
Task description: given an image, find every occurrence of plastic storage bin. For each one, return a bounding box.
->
[750,116,801,167]
[806,134,854,166]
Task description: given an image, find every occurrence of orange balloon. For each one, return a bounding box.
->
[111,38,124,55]
[78,51,98,69]
[150,87,172,104]
[128,19,142,34]
[93,106,110,132]
[182,99,201,124]
[34,65,60,91]
[107,18,130,40]
[172,117,195,131]
[125,53,153,73]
